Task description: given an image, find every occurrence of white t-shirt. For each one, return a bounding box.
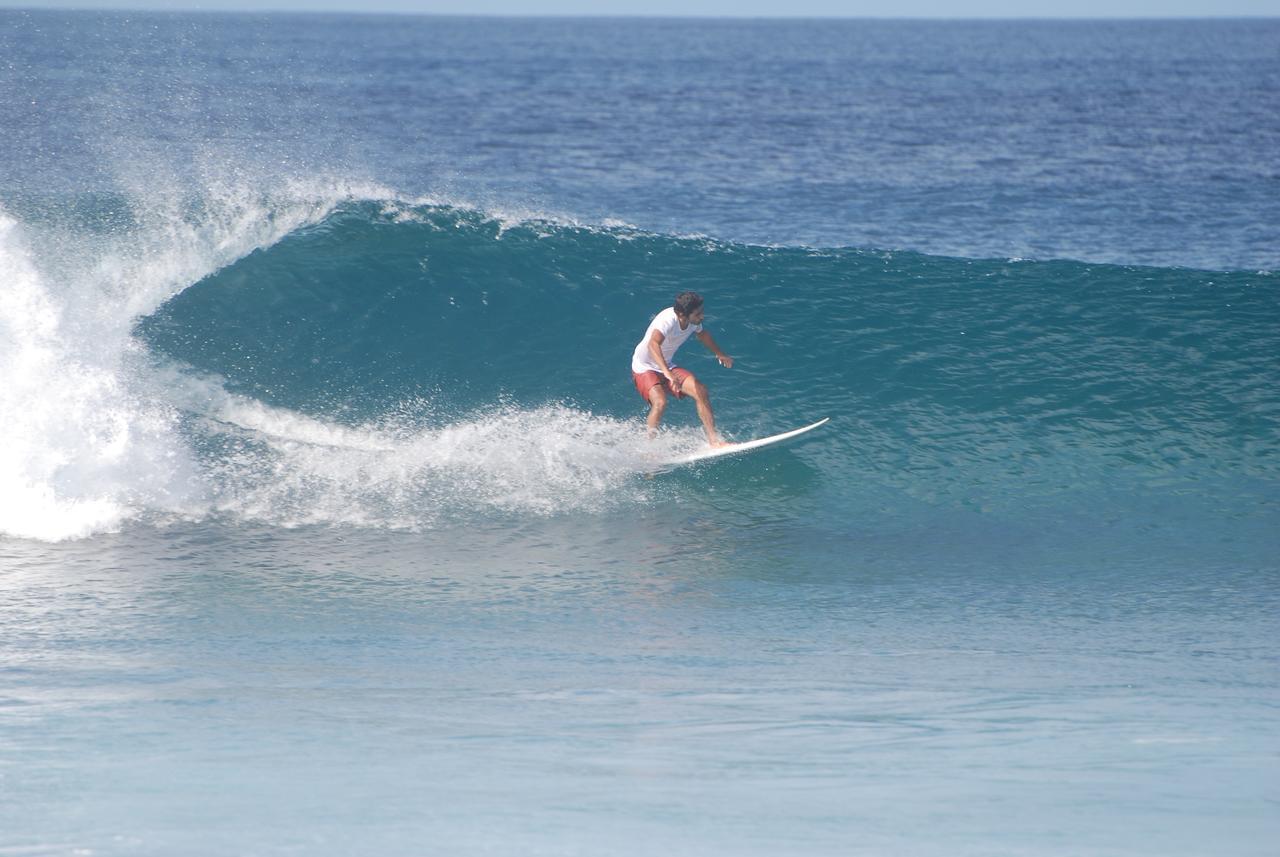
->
[631,307,702,374]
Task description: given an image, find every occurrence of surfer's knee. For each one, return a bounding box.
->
[648,386,667,414]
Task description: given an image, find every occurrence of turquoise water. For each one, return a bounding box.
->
[2,12,1278,857]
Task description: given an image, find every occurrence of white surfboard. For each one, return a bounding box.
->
[659,417,829,468]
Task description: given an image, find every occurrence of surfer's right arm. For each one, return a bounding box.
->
[648,330,678,385]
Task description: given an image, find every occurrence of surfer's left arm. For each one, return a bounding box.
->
[696,330,733,368]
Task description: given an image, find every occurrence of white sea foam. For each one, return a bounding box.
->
[0,179,393,541]
[185,386,691,531]
[0,211,185,540]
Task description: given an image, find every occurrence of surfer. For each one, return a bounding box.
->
[631,291,734,446]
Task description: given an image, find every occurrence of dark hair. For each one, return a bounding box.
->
[673,291,704,318]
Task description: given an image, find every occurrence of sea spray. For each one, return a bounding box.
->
[0,181,390,540]
[189,396,676,530]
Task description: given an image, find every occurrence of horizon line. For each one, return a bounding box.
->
[2,5,1278,20]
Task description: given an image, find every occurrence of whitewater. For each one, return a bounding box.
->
[2,11,1277,857]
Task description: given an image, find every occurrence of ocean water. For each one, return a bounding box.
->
[2,11,1278,856]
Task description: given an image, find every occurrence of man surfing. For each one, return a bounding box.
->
[631,291,734,446]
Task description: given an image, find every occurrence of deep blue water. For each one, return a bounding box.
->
[1,11,1278,857]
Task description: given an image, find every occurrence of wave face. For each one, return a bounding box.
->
[3,193,1278,540]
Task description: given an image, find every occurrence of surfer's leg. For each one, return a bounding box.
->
[680,374,725,447]
[646,384,667,437]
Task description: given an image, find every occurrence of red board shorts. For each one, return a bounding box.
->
[633,367,693,402]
